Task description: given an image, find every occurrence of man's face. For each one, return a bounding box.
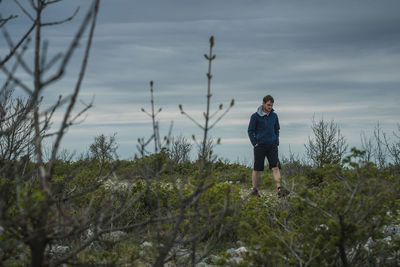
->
[262,101,273,113]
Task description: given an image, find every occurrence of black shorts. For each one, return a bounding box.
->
[253,144,281,171]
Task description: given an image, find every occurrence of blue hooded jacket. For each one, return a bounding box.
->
[248,106,280,147]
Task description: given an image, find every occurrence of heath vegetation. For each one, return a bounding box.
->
[1,1,400,266]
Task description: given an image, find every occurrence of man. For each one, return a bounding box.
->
[248,95,289,198]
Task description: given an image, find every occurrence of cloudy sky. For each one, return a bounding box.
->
[1,0,400,164]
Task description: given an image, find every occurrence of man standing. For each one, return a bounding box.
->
[248,95,289,198]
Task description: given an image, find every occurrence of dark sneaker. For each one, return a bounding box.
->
[277,187,290,198]
[251,188,261,198]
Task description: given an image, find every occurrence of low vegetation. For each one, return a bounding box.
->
[1,1,399,266]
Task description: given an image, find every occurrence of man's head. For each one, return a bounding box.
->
[262,95,274,113]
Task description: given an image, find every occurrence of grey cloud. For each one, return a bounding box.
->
[1,0,399,161]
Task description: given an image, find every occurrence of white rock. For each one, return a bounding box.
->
[49,245,69,255]
[383,224,400,239]
[176,248,190,257]
[235,246,249,258]
[196,262,212,267]
[102,231,127,242]
[85,228,94,240]
[141,241,153,248]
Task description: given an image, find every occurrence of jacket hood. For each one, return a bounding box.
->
[257,105,274,116]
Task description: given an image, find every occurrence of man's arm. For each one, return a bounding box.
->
[275,115,280,146]
[248,114,257,146]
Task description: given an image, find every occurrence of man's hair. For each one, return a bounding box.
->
[263,95,274,103]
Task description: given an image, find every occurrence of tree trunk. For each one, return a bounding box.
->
[338,216,349,267]
[30,240,47,267]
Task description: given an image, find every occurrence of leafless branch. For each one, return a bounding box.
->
[2,28,33,76]
[0,14,18,28]
[208,99,234,130]
[294,192,339,222]
[41,3,96,88]
[179,106,204,130]
[41,7,79,26]
[272,232,304,266]
[14,0,35,22]
[0,23,36,66]
[43,52,62,73]
[48,0,99,178]
[0,64,33,95]
[45,0,64,4]
[28,0,38,11]
[343,179,360,215]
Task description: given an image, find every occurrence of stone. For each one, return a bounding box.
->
[140,241,153,248]
[48,245,69,255]
[383,224,400,239]
[102,231,127,242]
[235,246,249,258]
[196,262,212,267]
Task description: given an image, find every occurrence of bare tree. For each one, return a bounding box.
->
[305,117,348,168]
[385,123,400,171]
[360,122,388,168]
[136,36,239,267]
[360,131,374,163]
[1,2,241,265]
[169,135,192,164]
[0,1,105,266]
[374,122,388,168]
[0,88,36,162]
[89,133,118,165]
[0,0,68,67]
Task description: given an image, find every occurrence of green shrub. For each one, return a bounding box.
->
[239,151,400,266]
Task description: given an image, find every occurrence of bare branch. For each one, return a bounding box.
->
[272,232,304,266]
[295,193,339,222]
[2,29,33,76]
[45,0,64,4]
[40,40,48,71]
[208,99,234,130]
[0,23,36,66]
[42,3,95,88]
[0,14,18,28]
[41,6,79,26]
[343,179,360,216]
[28,0,38,10]
[48,0,99,178]
[41,96,94,140]
[180,109,204,130]
[43,52,62,73]
[141,108,152,118]
[1,63,33,95]
[14,0,35,22]
[70,98,94,122]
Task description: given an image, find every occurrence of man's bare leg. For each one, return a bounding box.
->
[254,168,281,189]
[273,167,290,197]
[252,170,260,189]
[272,167,281,188]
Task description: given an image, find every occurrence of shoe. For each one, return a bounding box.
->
[277,187,290,198]
[251,188,261,198]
